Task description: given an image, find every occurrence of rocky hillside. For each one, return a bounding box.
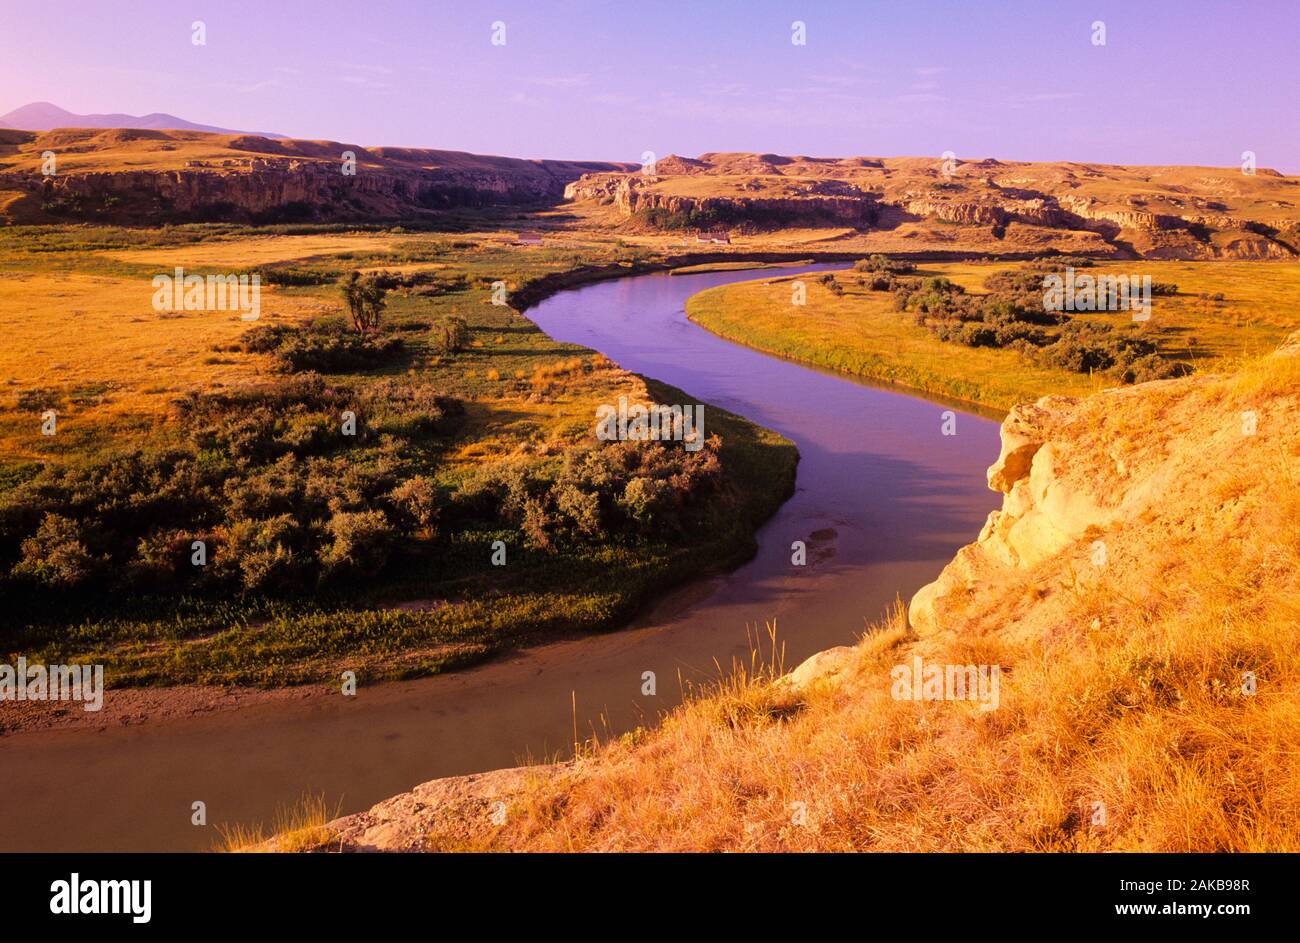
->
[0,128,633,224]
[566,153,1300,260]
[258,333,1300,852]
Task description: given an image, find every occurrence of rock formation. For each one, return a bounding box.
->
[910,331,1300,635]
[565,153,1300,260]
[0,128,633,224]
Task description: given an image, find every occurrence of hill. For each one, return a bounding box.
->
[0,101,281,136]
[5,133,1298,258]
[0,127,635,224]
[566,153,1300,261]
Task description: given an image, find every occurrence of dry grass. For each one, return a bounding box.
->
[0,270,323,456]
[481,495,1298,851]
[218,792,340,853]
[101,234,409,267]
[402,342,1300,852]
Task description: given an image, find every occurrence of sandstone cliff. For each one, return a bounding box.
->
[565,153,1300,260]
[0,128,633,224]
[910,331,1300,636]
[6,129,1298,262]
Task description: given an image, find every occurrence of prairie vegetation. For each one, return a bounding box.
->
[0,223,795,685]
[686,258,1300,411]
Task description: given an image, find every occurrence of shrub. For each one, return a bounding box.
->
[1017,256,1096,271]
[361,379,463,437]
[216,514,309,593]
[318,510,394,579]
[12,513,103,587]
[339,271,389,336]
[889,263,1187,384]
[433,315,470,353]
[235,324,405,374]
[388,476,440,532]
[234,324,296,353]
[271,332,404,374]
[619,476,672,523]
[453,436,725,548]
[253,267,335,287]
[853,254,916,275]
[130,528,199,588]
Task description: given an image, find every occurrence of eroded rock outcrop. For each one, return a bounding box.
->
[0,128,634,224]
[910,332,1300,635]
[260,765,562,852]
[564,153,1300,259]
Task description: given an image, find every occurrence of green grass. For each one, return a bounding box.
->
[0,222,796,687]
[668,260,812,276]
[685,261,1300,412]
[686,271,1097,411]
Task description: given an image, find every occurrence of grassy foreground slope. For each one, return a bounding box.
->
[273,333,1300,852]
[685,260,1300,411]
[0,224,795,688]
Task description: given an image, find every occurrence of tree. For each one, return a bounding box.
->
[339,271,388,336]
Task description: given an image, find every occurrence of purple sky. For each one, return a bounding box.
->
[3,0,1297,171]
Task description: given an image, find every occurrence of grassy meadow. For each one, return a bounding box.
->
[0,222,796,686]
[685,259,1300,411]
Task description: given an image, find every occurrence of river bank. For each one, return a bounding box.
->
[0,262,999,851]
[271,331,1300,852]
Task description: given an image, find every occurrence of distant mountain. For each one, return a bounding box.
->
[0,102,282,137]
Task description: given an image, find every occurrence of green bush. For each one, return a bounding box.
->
[388,476,441,532]
[432,315,470,353]
[129,528,201,589]
[454,436,725,548]
[318,510,395,579]
[890,264,1190,383]
[853,254,915,275]
[2,371,464,603]
[13,513,104,587]
[215,513,309,593]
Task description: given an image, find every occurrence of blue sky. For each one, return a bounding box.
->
[2,0,1296,170]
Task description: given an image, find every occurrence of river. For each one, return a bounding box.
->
[0,264,1000,851]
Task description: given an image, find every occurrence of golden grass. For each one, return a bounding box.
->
[0,229,646,463]
[217,792,340,853]
[401,342,1300,852]
[686,260,1300,411]
[477,485,1299,851]
[0,270,326,456]
[102,234,408,267]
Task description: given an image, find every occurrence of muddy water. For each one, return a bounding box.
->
[0,265,1001,851]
